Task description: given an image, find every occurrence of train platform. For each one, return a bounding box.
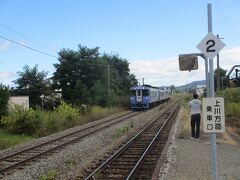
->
[158,108,240,180]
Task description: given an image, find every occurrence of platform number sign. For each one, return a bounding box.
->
[197,32,225,59]
[202,98,225,133]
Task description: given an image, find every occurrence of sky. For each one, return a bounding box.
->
[0,0,240,87]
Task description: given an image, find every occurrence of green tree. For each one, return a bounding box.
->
[214,67,227,90]
[0,84,10,118]
[103,54,138,95]
[90,80,108,106]
[72,80,89,105]
[12,65,50,108]
[53,46,100,104]
[53,45,138,106]
[170,85,176,93]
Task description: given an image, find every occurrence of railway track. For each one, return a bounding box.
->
[0,111,140,177]
[83,101,179,179]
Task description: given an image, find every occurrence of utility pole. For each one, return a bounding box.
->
[217,35,220,91]
[186,82,188,94]
[216,35,223,90]
[142,78,144,85]
[40,94,44,110]
[107,64,110,97]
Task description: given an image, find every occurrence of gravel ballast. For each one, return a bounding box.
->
[3,102,239,180]
[1,103,169,180]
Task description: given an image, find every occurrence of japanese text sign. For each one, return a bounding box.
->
[202,97,225,133]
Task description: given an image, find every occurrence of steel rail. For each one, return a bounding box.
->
[0,111,134,162]
[84,101,178,180]
[0,111,140,174]
[126,103,179,179]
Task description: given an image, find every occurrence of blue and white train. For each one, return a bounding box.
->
[129,85,170,109]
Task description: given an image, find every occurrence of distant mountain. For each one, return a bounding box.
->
[176,80,206,91]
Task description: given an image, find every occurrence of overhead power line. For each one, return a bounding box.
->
[0,35,58,59]
[0,34,113,68]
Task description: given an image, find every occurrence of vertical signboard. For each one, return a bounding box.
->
[202,97,225,133]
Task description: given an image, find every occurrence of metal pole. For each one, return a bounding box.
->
[204,56,209,96]
[221,77,223,90]
[107,64,110,97]
[186,81,188,94]
[40,95,44,110]
[41,98,43,110]
[217,35,220,91]
[208,4,212,33]
[208,3,218,180]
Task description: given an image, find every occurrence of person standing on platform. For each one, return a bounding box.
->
[188,93,201,140]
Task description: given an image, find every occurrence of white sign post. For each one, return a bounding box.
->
[202,97,225,133]
[196,4,225,180]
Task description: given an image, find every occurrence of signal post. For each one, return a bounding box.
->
[179,4,225,180]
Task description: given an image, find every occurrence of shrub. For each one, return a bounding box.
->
[56,101,79,120]
[181,94,191,108]
[0,84,10,119]
[113,96,129,108]
[33,101,80,136]
[216,88,240,103]
[4,105,42,135]
[225,103,240,118]
[87,106,118,122]
[216,88,240,118]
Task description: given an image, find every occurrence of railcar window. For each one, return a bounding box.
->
[142,90,149,96]
[150,91,157,97]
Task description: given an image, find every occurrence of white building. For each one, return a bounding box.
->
[9,96,29,109]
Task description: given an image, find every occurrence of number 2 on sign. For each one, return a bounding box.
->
[206,39,216,52]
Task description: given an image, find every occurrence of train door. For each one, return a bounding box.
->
[136,90,142,102]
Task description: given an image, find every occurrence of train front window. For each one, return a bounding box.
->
[137,90,141,96]
[142,90,148,96]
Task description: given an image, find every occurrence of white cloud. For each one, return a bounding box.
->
[0,71,12,79]
[49,44,59,51]
[0,41,11,51]
[0,71,15,86]
[219,46,240,71]
[129,46,240,86]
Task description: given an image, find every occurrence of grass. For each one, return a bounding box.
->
[216,87,240,103]
[38,169,58,180]
[65,158,77,167]
[216,87,240,119]
[225,103,240,118]
[180,89,240,138]
[0,105,120,150]
[179,96,192,139]
[0,129,32,150]
[87,106,118,122]
[113,123,133,138]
